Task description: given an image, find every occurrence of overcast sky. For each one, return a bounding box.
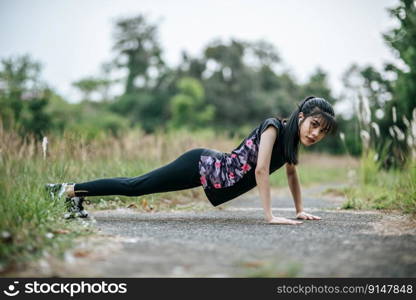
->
[0,0,399,106]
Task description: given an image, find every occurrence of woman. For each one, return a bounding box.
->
[46,96,337,224]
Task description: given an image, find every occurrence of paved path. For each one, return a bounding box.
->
[64,183,416,277]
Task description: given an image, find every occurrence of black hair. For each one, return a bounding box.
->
[278,96,337,165]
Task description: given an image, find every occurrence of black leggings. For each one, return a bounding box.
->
[73,148,205,197]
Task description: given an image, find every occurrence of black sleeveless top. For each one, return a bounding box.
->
[198,117,287,206]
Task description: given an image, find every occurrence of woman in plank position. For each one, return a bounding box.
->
[46,96,337,224]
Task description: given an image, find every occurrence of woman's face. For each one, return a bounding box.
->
[298,113,328,146]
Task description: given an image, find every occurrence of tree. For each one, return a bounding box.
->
[301,68,335,104]
[112,15,165,94]
[339,1,416,168]
[202,39,270,130]
[382,0,416,167]
[384,0,416,117]
[109,15,171,132]
[0,55,42,122]
[168,77,215,130]
[72,76,114,102]
[0,55,52,138]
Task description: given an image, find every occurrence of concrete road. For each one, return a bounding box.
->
[68,184,416,277]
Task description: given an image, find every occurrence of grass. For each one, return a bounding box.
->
[327,150,416,215]
[269,151,358,188]
[0,134,97,274]
[0,123,356,273]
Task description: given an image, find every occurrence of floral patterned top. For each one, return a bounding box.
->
[198,117,287,206]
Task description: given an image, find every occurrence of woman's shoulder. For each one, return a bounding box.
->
[263,116,284,124]
[258,117,283,134]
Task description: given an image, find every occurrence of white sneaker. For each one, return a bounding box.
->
[45,182,89,219]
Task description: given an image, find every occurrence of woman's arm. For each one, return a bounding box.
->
[256,126,302,225]
[255,126,275,220]
[285,164,303,214]
[285,164,321,220]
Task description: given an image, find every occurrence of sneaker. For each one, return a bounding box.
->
[45,182,74,201]
[45,183,89,219]
[64,196,89,219]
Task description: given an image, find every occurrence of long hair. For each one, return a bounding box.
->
[279,96,337,165]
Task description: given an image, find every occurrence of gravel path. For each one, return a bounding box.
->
[62,183,416,277]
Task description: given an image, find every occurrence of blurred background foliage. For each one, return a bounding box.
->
[0,0,415,169]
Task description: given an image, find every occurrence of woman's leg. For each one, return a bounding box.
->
[73,148,205,197]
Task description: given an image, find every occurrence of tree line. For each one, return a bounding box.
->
[1,0,415,168]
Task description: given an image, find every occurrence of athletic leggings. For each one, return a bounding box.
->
[73,148,205,197]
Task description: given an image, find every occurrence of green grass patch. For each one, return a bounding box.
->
[333,151,416,215]
[0,157,96,274]
[269,164,352,188]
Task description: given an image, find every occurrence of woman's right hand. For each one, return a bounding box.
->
[266,216,303,225]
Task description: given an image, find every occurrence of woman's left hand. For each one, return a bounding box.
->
[296,211,322,220]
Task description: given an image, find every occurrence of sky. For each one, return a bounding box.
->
[0,0,400,109]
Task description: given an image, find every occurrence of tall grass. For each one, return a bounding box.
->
[341,154,415,213]
[0,127,88,273]
[338,94,416,215]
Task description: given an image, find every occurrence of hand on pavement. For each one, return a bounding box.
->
[296,211,322,220]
